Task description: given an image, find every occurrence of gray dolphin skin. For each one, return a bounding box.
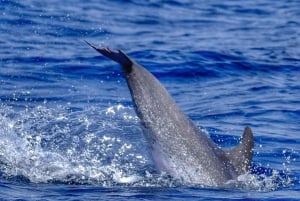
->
[87,42,254,187]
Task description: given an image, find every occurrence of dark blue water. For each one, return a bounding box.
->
[0,0,299,200]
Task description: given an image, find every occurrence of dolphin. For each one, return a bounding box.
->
[87,43,254,187]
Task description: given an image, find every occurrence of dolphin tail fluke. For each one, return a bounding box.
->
[85,41,133,73]
[225,126,254,175]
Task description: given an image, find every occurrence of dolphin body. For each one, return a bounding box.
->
[87,43,254,187]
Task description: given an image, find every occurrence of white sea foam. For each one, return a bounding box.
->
[0,104,294,189]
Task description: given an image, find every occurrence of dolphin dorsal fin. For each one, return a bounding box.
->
[225,126,254,175]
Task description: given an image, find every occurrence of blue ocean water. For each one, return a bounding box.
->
[0,0,299,200]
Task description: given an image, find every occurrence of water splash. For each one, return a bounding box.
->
[0,104,148,185]
[0,103,294,190]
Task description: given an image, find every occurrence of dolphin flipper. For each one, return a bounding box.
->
[225,126,254,175]
[85,41,133,73]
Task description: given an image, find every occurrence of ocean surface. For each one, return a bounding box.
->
[0,0,299,200]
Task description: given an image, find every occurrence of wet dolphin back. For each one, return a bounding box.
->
[123,59,237,185]
[88,45,253,186]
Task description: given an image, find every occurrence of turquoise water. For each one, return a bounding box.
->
[0,0,299,200]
